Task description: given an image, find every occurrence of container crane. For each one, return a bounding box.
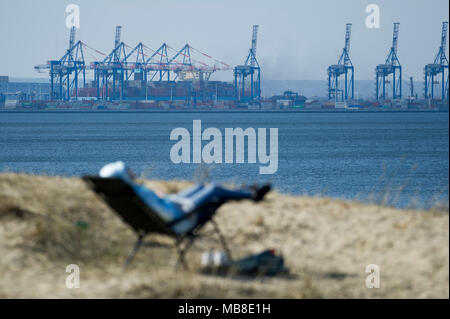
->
[234,25,261,102]
[144,43,171,82]
[327,23,354,102]
[168,44,194,81]
[375,23,402,100]
[35,27,86,101]
[424,21,449,100]
[92,26,128,100]
[124,42,146,81]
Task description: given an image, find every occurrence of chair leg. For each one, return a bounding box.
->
[211,219,233,262]
[175,236,195,270]
[123,233,144,270]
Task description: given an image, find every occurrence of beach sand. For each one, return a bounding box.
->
[0,173,448,298]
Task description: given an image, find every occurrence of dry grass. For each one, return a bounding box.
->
[0,173,448,298]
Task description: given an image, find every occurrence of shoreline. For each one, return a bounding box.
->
[1,109,449,114]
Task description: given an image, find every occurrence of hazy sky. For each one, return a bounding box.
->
[0,0,448,81]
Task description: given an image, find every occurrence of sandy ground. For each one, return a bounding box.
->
[0,173,448,298]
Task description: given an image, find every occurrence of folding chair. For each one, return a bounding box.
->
[82,176,232,269]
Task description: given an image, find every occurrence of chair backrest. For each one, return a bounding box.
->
[83,177,175,236]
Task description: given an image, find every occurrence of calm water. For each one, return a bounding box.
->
[0,111,448,209]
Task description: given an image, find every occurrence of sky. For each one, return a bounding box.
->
[0,0,448,81]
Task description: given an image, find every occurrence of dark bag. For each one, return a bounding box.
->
[202,249,286,277]
[230,249,285,276]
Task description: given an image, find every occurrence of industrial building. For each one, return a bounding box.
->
[270,91,307,108]
[0,76,50,103]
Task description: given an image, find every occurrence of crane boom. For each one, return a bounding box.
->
[250,25,259,66]
[344,23,352,65]
[392,22,400,57]
[69,26,76,49]
[114,26,122,62]
[115,26,122,48]
[344,23,352,54]
[441,22,448,61]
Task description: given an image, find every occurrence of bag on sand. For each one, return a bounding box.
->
[202,249,286,277]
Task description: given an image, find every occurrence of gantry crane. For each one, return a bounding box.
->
[168,44,194,81]
[34,25,231,102]
[424,22,449,100]
[35,27,86,101]
[375,23,402,100]
[92,26,128,100]
[327,23,354,102]
[234,25,261,102]
[124,42,146,81]
[143,43,171,82]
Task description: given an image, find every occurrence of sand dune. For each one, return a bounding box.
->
[0,173,448,298]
